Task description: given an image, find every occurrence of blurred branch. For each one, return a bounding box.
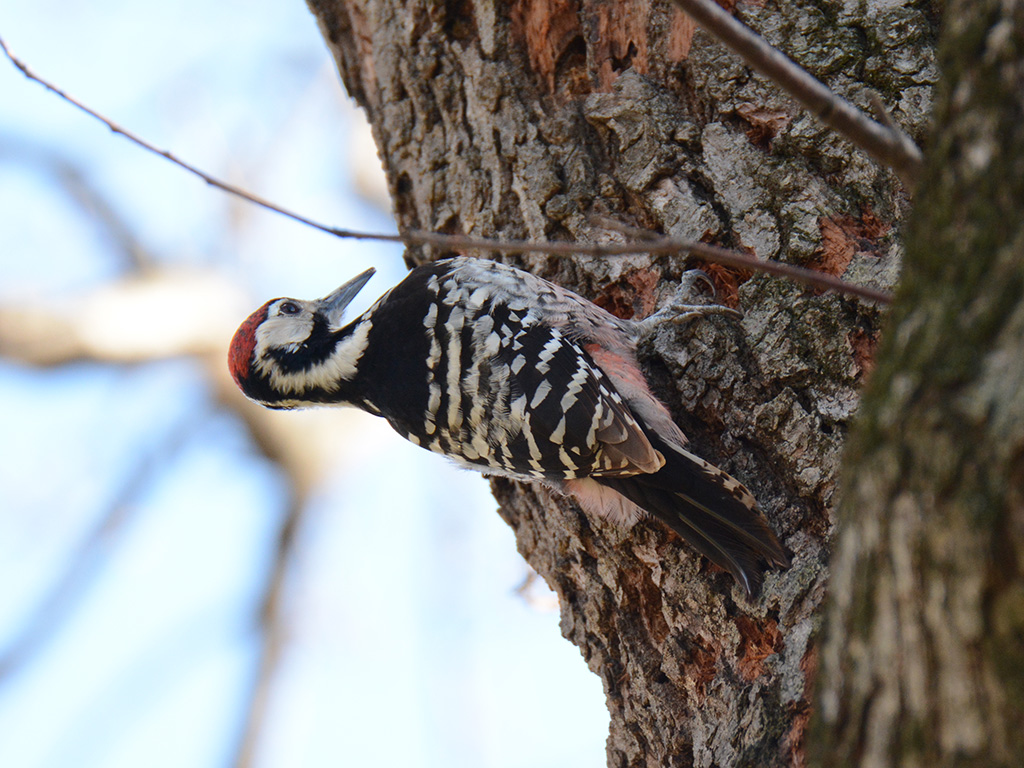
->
[0,34,891,305]
[0,269,248,364]
[0,137,151,271]
[0,268,351,491]
[669,0,924,186]
[0,408,206,682]
[230,497,306,768]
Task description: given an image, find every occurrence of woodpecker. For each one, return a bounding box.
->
[229,257,789,596]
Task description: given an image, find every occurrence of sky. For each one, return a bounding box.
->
[0,2,608,766]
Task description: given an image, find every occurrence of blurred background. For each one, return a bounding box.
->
[0,1,608,766]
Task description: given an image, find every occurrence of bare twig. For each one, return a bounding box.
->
[867,91,900,135]
[0,34,892,305]
[669,0,925,187]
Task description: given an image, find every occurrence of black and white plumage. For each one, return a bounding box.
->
[229,257,789,596]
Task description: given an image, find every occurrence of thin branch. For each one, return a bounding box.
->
[867,90,901,135]
[0,34,892,305]
[669,0,925,187]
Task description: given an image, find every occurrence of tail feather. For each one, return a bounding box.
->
[598,440,789,597]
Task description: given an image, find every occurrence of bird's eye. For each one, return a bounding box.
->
[279,301,300,315]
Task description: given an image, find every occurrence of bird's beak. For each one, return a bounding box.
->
[320,267,376,326]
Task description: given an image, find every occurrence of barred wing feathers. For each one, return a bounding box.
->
[496,319,666,479]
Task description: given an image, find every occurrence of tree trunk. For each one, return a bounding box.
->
[812,2,1024,765]
[305,0,934,764]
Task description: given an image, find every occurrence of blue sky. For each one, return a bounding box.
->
[0,2,607,766]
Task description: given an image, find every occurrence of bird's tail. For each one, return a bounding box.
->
[598,440,789,597]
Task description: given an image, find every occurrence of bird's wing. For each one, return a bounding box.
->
[498,321,664,478]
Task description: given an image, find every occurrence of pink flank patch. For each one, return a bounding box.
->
[228,303,271,385]
[584,344,652,395]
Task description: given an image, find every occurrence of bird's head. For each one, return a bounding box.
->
[228,267,377,409]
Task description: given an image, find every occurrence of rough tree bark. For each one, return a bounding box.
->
[304,0,934,764]
[813,2,1024,765]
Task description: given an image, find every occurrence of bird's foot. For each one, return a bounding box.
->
[632,270,741,341]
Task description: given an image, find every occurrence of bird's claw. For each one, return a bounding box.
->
[632,270,742,340]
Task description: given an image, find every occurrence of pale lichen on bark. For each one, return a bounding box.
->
[813,1,1024,765]
[304,0,935,764]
